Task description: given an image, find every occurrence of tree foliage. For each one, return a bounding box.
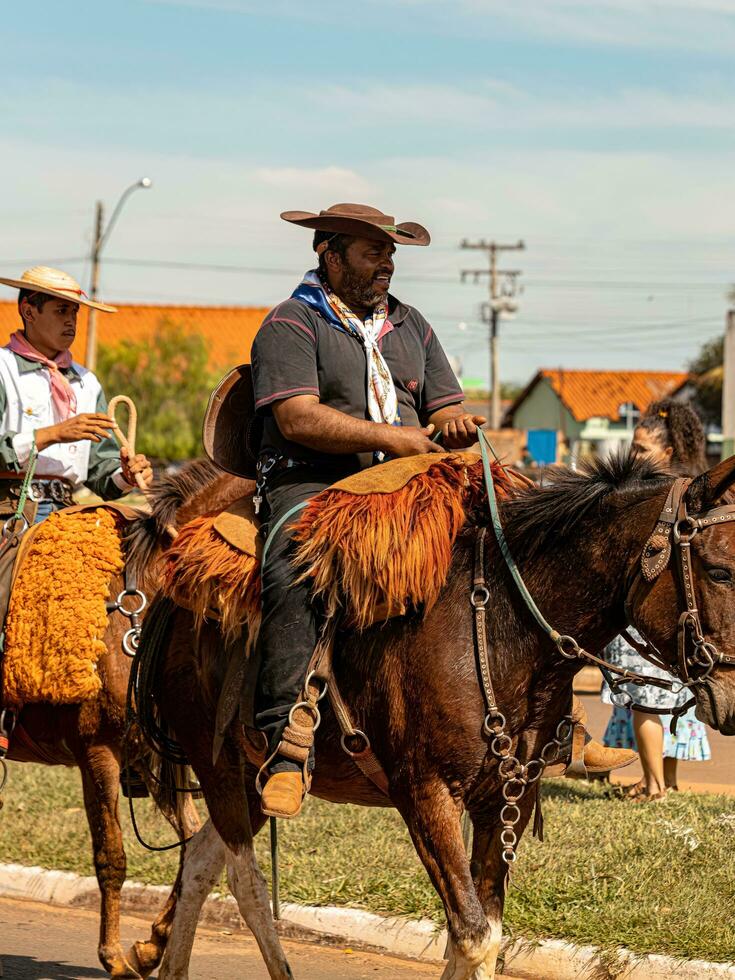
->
[688,335,723,426]
[96,319,220,461]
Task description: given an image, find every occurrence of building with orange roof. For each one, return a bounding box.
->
[507,368,690,464]
[0,300,270,372]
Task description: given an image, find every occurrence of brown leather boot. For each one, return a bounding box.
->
[260,770,305,819]
[579,740,637,775]
[545,695,637,778]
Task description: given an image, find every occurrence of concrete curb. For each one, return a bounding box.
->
[0,863,733,979]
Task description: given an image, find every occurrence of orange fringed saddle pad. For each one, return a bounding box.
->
[293,451,520,628]
[161,451,521,634]
[3,508,124,706]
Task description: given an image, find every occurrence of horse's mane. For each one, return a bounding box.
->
[125,458,250,581]
[500,452,671,561]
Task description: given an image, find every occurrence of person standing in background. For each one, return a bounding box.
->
[601,399,711,801]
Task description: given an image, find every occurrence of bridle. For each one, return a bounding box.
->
[469,436,735,863]
[624,476,735,694]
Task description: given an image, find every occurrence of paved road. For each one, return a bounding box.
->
[581,693,735,793]
[0,897,450,980]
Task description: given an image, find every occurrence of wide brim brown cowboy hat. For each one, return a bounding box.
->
[0,266,117,313]
[281,202,430,247]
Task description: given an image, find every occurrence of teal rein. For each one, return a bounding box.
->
[478,430,563,644]
[260,500,309,571]
[9,433,39,531]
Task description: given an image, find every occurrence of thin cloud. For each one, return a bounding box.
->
[255,166,372,195]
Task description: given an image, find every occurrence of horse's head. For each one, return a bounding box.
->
[630,456,735,734]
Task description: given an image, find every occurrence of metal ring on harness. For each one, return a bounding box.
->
[483,709,507,737]
[610,688,633,708]
[288,700,321,731]
[122,628,140,657]
[115,589,148,618]
[2,515,28,539]
[304,670,329,701]
[673,516,699,543]
[556,634,581,660]
[470,586,490,608]
[340,729,371,757]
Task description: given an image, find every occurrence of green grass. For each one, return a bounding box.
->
[2,763,735,963]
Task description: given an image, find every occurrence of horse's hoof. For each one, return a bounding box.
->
[105,952,143,979]
[440,936,498,980]
[124,940,161,979]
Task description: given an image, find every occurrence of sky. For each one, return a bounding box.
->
[1,0,734,386]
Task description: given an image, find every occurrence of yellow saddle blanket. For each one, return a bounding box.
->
[161,451,521,636]
[3,506,132,706]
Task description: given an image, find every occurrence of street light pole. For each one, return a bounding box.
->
[85,201,105,372]
[84,177,152,371]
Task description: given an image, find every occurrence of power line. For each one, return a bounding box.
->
[89,257,733,291]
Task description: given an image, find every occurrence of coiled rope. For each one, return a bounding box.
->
[107,395,178,539]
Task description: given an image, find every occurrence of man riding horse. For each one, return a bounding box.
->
[251,202,635,819]
[0,266,152,522]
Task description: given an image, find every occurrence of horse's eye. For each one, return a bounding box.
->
[708,567,732,584]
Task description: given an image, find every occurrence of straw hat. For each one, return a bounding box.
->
[281,203,430,247]
[0,266,117,313]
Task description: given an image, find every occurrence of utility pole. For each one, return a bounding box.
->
[722,309,735,459]
[83,177,153,370]
[460,238,525,429]
[85,201,104,372]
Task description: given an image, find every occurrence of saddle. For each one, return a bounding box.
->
[161,452,524,797]
[0,503,141,708]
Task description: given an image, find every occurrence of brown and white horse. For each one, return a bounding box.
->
[2,565,199,979]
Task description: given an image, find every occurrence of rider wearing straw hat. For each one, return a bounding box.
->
[0,266,152,522]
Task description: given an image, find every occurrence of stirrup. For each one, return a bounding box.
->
[255,696,321,796]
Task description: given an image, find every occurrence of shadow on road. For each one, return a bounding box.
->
[2,954,106,980]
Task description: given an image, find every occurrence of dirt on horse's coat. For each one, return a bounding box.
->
[3,508,124,705]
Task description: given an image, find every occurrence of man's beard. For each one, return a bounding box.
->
[339,262,387,310]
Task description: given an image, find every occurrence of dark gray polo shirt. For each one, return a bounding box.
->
[251,294,463,472]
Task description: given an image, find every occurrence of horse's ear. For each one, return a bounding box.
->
[685,456,735,512]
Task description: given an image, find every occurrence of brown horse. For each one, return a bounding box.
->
[3,561,200,978]
[130,452,735,980]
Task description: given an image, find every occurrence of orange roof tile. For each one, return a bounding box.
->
[528,368,690,423]
[0,300,270,371]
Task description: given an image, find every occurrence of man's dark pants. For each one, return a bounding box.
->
[254,472,338,770]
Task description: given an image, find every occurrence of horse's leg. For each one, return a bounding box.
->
[468,788,537,976]
[124,778,203,978]
[76,742,141,979]
[157,818,227,980]
[398,781,499,980]
[222,777,286,976]
[199,744,291,980]
[158,612,292,979]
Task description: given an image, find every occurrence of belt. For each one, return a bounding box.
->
[254,453,312,514]
[4,477,75,506]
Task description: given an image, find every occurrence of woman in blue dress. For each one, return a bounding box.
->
[602,399,711,800]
